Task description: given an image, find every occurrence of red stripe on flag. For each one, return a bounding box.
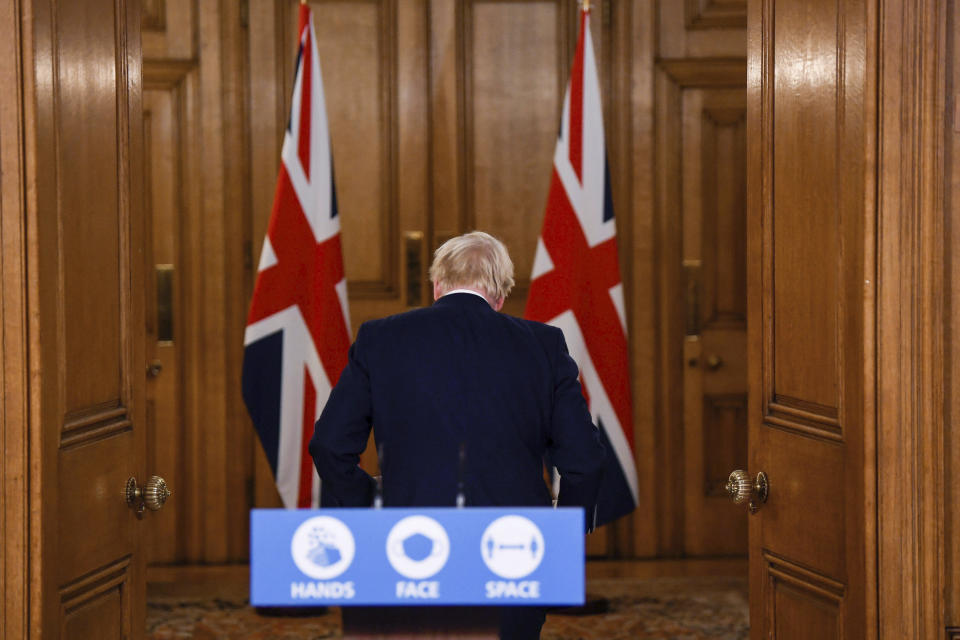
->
[297,29,313,179]
[525,169,633,449]
[298,367,317,508]
[568,10,588,182]
[297,3,309,36]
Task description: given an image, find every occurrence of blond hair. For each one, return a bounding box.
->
[429,231,515,302]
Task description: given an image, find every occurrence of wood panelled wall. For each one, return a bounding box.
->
[140,0,749,568]
[142,0,252,564]
[948,2,960,636]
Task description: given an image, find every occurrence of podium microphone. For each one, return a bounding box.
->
[373,443,384,509]
[456,442,466,508]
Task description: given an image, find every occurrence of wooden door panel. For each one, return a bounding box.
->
[769,0,840,412]
[57,436,140,579]
[756,429,844,576]
[60,559,131,640]
[302,1,392,292]
[768,562,843,640]
[144,85,182,566]
[680,82,748,557]
[29,0,146,634]
[748,0,871,636]
[466,0,566,313]
[281,0,401,305]
[59,0,125,412]
[144,60,197,566]
[700,106,746,331]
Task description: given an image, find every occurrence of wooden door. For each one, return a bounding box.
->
[20,0,149,636]
[681,88,748,556]
[746,0,875,637]
[143,61,196,566]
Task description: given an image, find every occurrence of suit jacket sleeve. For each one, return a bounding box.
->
[308,323,376,507]
[546,329,606,531]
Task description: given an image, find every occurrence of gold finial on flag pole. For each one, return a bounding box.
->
[300,0,307,4]
[580,0,590,12]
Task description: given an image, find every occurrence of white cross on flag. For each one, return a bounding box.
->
[524,6,639,525]
[242,4,351,509]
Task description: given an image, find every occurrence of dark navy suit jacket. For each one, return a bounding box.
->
[309,292,606,524]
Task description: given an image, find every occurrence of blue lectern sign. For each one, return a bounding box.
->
[250,507,584,606]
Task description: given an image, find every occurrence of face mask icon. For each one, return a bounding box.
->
[386,516,451,580]
[399,532,442,562]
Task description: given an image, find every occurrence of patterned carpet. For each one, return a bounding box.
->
[147,576,748,639]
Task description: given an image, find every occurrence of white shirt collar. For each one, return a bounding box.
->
[443,289,489,302]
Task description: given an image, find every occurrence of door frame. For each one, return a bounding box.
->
[0,0,950,637]
[1,0,32,635]
[876,0,947,636]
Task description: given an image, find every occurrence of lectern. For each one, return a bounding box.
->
[251,507,584,638]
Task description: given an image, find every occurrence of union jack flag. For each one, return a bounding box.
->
[242,4,350,509]
[524,6,638,525]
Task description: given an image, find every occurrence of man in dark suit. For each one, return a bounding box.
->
[309,231,606,639]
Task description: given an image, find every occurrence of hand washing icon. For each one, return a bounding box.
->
[290,515,356,580]
[306,529,343,568]
[386,516,451,580]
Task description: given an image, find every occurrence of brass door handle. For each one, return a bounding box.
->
[125,475,172,516]
[705,355,723,370]
[726,470,768,514]
[147,360,163,378]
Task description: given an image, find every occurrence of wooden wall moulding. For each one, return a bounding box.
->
[60,405,132,450]
[947,628,960,640]
[657,57,747,87]
[763,397,842,442]
[143,58,198,89]
[142,0,166,31]
[685,0,747,30]
[877,0,948,635]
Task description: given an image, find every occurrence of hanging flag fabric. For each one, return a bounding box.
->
[242,3,350,509]
[524,7,638,525]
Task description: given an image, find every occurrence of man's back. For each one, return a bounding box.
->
[309,231,606,640]
[310,292,605,512]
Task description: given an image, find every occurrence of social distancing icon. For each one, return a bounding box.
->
[480,515,545,579]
